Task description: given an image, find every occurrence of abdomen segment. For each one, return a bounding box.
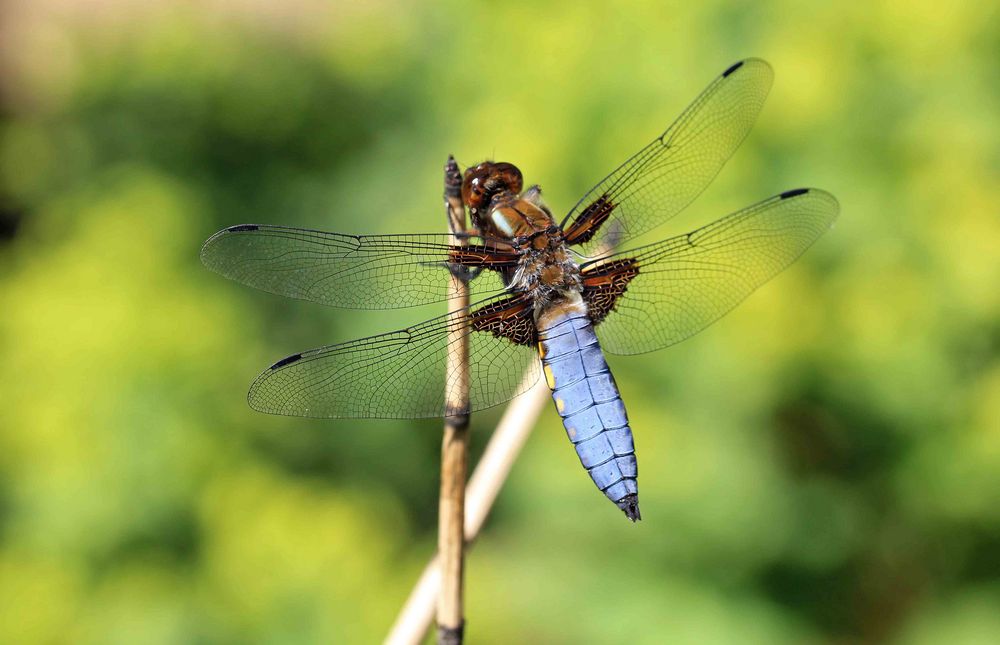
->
[538,309,640,521]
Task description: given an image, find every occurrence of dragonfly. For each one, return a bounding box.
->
[201,58,838,522]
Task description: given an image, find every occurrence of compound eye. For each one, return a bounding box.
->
[493,162,523,193]
[462,173,488,210]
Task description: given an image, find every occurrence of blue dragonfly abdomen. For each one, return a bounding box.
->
[538,306,640,521]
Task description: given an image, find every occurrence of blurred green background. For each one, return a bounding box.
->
[1,0,998,643]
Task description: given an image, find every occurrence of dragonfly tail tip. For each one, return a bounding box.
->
[617,494,641,522]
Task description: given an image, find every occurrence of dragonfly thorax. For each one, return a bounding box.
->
[509,232,583,311]
[462,161,583,307]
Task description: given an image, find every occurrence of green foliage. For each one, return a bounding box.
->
[1,1,998,642]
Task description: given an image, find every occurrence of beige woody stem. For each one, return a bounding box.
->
[385,371,549,645]
[436,156,472,645]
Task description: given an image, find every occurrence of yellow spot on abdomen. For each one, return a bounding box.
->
[544,364,556,389]
[555,397,565,413]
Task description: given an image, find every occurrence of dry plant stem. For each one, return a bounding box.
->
[384,373,550,645]
[437,156,471,645]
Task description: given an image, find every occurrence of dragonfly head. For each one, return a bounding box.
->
[461,161,523,215]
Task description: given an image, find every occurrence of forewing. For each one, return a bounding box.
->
[562,58,774,254]
[247,294,541,418]
[201,225,510,309]
[587,189,839,355]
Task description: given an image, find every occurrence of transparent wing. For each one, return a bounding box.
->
[247,294,541,419]
[201,225,512,309]
[562,58,774,255]
[586,188,839,355]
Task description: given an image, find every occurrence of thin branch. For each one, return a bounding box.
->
[385,372,549,645]
[437,156,471,645]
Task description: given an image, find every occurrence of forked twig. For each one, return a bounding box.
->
[385,371,549,645]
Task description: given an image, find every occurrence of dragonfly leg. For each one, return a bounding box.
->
[449,263,482,282]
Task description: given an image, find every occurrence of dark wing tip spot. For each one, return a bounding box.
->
[227,224,259,232]
[270,353,303,369]
[780,188,809,200]
[722,60,745,77]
